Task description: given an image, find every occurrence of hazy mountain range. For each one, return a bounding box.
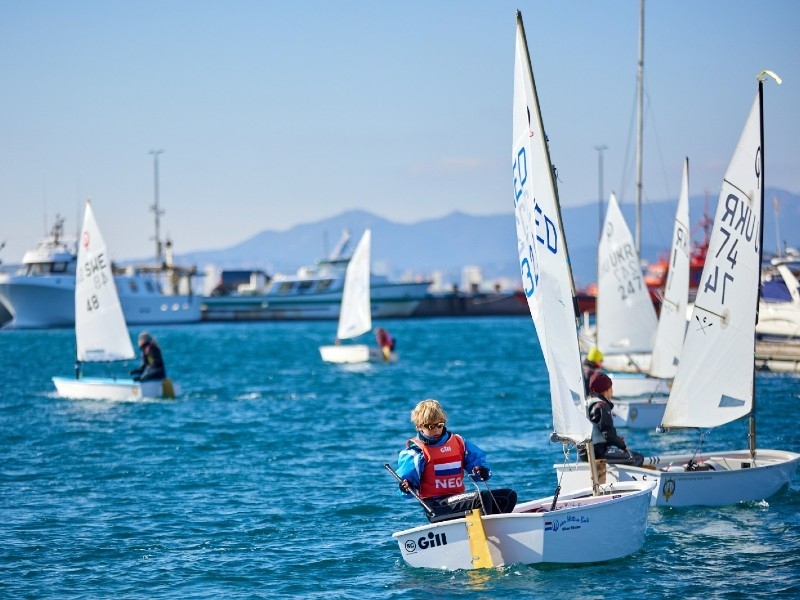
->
[173,188,799,291]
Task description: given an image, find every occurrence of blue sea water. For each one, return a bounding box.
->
[2,316,799,599]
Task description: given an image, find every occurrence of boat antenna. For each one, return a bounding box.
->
[149,149,165,266]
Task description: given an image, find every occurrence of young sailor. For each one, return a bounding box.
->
[130,331,167,382]
[580,372,644,466]
[395,398,517,522]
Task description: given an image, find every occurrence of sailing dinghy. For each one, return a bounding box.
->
[390,13,653,571]
[600,160,692,428]
[556,73,800,506]
[52,199,179,401]
[319,229,395,364]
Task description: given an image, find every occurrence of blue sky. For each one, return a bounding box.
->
[1,0,798,263]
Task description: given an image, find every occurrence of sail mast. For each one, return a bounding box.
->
[750,77,766,458]
[635,0,645,255]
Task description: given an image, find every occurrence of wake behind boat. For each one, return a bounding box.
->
[52,199,180,402]
[389,12,654,571]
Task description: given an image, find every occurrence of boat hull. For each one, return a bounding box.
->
[600,352,653,373]
[319,344,396,364]
[608,372,670,398]
[611,396,668,429]
[202,282,429,321]
[391,481,653,570]
[52,376,180,401]
[754,340,800,373]
[554,449,800,507]
[0,276,201,329]
[608,373,669,428]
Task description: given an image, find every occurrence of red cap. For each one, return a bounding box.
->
[589,372,613,394]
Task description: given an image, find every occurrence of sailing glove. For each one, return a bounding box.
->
[473,466,490,481]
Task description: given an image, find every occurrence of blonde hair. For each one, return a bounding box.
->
[410,399,447,428]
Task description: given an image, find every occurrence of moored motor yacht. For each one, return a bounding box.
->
[202,230,431,321]
[0,216,201,329]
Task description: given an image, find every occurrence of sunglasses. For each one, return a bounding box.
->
[421,422,445,430]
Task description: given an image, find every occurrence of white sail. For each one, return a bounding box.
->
[336,229,372,341]
[662,91,762,429]
[75,200,136,363]
[596,192,658,355]
[649,158,691,378]
[513,18,588,444]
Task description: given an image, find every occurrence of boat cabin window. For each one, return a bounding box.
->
[145,280,156,294]
[277,282,295,295]
[128,280,138,293]
[297,280,314,293]
[316,279,333,292]
[26,262,69,275]
[51,262,71,274]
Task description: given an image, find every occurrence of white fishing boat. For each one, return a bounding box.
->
[319,229,394,364]
[0,216,201,330]
[555,73,800,507]
[201,229,430,321]
[390,13,654,571]
[52,200,180,401]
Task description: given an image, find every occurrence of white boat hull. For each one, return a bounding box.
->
[392,481,653,570]
[319,344,397,364]
[52,376,180,401]
[611,396,668,429]
[600,352,652,373]
[0,275,201,329]
[754,341,800,373]
[757,304,800,341]
[608,371,670,398]
[554,449,800,507]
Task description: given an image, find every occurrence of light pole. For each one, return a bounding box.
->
[149,149,164,265]
[594,144,608,239]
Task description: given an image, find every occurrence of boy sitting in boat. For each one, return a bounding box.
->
[395,399,517,522]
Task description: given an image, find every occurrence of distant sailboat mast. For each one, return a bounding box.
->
[635,0,645,255]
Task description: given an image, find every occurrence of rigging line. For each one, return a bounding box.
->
[640,86,674,251]
[479,475,502,514]
[468,477,489,515]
